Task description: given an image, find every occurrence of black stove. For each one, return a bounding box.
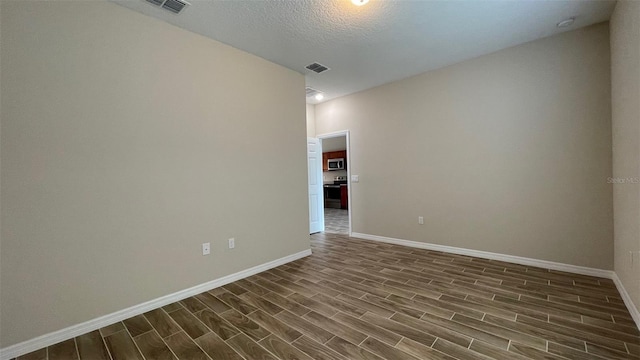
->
[333,175,348,185]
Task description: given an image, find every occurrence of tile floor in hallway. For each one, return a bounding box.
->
[13,232,640,360]
[324,208,349,234]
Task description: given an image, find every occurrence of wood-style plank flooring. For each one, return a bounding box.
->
[15,233,640,360]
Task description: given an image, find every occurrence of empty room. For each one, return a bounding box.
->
[1,0,639,359]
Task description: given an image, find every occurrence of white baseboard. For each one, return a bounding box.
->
[0,249,312,360]
[351,232,613,278]
[611,272,640,330]
[351,232,640,330]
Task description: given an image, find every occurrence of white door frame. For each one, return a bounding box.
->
[317,130,352,236]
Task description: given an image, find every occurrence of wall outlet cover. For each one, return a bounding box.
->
[228,238,235,249]
[202,242,211,255]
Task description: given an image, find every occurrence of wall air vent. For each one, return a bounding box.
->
[305,87,322,97]
[145,0,190,14]
[305,62,330,74]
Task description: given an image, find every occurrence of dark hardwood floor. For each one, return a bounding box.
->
[15,232,640,360]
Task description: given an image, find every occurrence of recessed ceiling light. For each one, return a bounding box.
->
[557,17,575,28]
[315,93,324,101]
[351,0,369,6]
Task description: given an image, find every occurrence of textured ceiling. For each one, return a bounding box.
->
[111,0,616,104]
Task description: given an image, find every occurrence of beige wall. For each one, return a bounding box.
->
[316,23,613,269]
[306,104,316,137]
[611,1,640,312]
[0,1,309,347]
[322,136,347,152]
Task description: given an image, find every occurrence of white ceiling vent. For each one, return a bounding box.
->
[305,87,322,97]
[145,0,190,14]
[305,63,330,74]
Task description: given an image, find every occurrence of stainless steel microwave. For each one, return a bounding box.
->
[327,158,344,170]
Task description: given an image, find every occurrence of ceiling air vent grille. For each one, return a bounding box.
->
[305,62,330,74]
[305,87,321,97]
[145,0,190,14]
[163,0,189,13]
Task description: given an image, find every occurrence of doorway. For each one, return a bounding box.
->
[318,131,351,235]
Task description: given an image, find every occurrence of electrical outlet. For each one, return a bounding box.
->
[418,216,424,225]
[351,175,359,183]
[202,242,210,256]
[228,238,235,249]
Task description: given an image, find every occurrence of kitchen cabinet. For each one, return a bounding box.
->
[322,150,347,171]
[340,185,348,210]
